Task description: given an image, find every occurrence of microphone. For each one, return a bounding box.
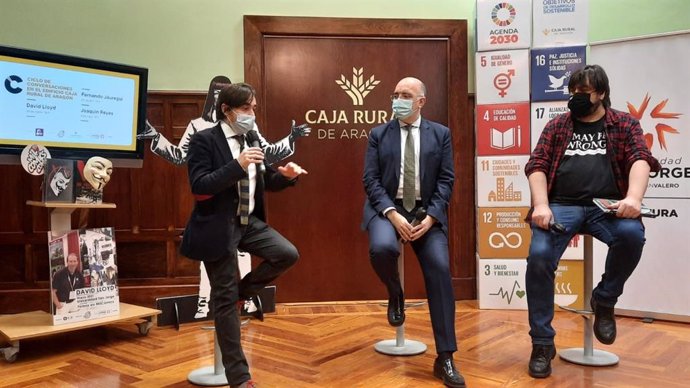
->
[245,130,266,174]
[401,208,427,244]
[412,207,427,227]
[525,207,566,233]
[549,220,566,234]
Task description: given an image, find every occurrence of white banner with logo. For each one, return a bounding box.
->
[591,31,690,320]
[532,0,589,48]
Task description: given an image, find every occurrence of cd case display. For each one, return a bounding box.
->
[43,159,76,203]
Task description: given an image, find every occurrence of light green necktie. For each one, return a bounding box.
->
[402,125,415,212]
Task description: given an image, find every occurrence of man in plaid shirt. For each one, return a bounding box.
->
[524,65,660,378]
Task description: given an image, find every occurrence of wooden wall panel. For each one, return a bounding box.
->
[0,245,24,283]
[0,86,477,314]
[244,16,475,301]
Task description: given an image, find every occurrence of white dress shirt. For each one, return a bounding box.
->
[220,121,256,216]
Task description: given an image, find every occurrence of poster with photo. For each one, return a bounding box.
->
[43,158,76,203]
[49,227,119,325]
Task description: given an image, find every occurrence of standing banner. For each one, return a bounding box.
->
[591,31,690,321]
[476,0,532,51]
[475,0,534,311]
[532,0,589,48]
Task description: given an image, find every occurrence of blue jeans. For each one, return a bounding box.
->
[526,204,646,345]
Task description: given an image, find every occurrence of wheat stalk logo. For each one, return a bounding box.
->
[335,67,381,106]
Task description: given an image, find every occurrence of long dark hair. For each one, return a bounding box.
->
[202,75,231,122]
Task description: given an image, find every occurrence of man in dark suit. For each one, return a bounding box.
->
[180,83,307,388]
[362,77,465,387]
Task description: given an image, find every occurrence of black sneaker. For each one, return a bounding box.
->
[528,344,556,378]
[591,298,616,344]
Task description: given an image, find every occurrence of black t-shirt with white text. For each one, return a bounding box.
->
[550,117,621,204]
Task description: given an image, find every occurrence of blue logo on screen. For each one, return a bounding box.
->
[4,75,23,94]
[35,128,44,136]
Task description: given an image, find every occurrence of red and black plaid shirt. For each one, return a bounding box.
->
[525,108,661,197]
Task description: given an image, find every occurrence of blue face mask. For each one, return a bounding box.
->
[392,98,416,119]
[230,113,255,135]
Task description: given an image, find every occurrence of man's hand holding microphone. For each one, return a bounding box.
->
[239,129,308,180]
[387,208,434,243]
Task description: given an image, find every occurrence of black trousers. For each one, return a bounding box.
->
[203,215,299,385]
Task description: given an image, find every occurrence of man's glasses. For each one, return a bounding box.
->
[390,94,419,101]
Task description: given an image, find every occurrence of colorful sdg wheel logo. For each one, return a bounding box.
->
[491,2,516,27]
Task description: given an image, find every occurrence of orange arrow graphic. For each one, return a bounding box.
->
[651,99,682,119]
[655,123,680,150]
[626,93,650,120]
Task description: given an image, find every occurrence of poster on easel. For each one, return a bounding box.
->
[49,227,119,325]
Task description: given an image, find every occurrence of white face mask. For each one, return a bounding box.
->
[392,98,416,119]
[229,113,255,135]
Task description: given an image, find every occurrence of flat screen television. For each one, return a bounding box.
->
[0,45,148,167]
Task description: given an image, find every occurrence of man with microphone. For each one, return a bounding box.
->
[180,82,307,388]
[362,77,465,387]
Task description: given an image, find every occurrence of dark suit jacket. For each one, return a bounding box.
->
[362,118,454,234]
[179,123,295,261]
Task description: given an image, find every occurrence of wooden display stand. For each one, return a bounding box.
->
[0,201,161,363]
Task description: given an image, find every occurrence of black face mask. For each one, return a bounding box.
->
[568,92,594,118]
